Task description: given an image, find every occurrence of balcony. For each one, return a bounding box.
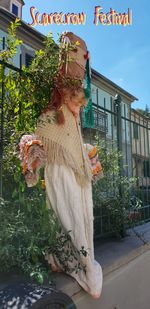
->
[93,107,108,133]
[81,106,108,133]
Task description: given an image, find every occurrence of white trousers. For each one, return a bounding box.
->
[45,164,103,296]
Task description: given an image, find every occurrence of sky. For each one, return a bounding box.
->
[22,0,150,110]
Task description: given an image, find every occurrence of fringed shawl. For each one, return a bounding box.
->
[35,104,92,186]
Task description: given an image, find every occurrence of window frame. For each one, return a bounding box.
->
[133,123,139,139]
[12,3,19,16]
[10,0,21,17]
[143,160,150,177]
[25,53,34,68]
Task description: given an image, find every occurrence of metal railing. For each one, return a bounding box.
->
[0,58,23,197]
[81,93,150,237]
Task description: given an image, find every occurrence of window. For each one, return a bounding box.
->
[133,123,139,139]
[91,84,97,104]
[143,160,150,177]
[25,53,33,67]
[12,3,18,16]
[104,97,106,107]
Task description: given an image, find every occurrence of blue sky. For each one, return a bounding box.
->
[22,0,150,110]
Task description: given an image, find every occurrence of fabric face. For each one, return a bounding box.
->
[64,90,87,118]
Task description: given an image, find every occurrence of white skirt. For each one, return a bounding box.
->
[44,163,103,297]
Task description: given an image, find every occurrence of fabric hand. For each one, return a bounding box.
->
[19,134,46,187]
[84,143,103,183]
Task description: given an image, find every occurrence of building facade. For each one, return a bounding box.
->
[0,3,45,67]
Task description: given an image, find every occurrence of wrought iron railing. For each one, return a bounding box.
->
[0,59,150,238]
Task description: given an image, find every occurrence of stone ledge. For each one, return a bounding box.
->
[1,223,149,301]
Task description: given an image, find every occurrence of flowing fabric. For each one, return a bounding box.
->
[45,163,103,296]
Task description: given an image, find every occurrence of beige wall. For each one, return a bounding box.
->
[0,0,10,10]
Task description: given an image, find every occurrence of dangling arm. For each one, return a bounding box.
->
[19,134,46,187]
[84,143,104,183]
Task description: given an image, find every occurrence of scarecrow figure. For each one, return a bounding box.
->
[19,32,103,299]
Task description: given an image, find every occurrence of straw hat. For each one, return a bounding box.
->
[59,32,89,81]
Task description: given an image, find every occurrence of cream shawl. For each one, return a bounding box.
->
[35,104,92,186]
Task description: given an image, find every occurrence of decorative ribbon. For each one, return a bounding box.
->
[83,57,94,128]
